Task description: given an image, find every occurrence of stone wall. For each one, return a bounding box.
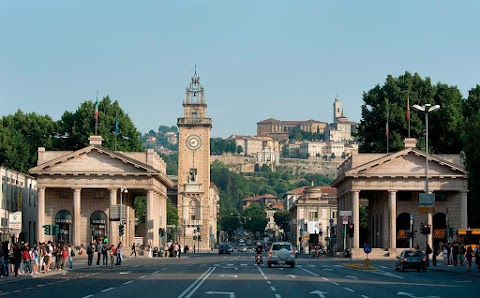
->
[210,154,342,175]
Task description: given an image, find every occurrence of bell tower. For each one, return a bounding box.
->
[177,68,213,250]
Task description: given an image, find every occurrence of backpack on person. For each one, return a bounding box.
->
[71,249,75,257]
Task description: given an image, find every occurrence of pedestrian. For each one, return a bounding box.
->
[442,245,448,266]
[474,241,480,272]
[96,241,103,266]
[148,243,152,258]
[32,245,39,274]
[68,245,74,270]
[465,246,474,272]
[425,244,432,266]
[452,241,459,266]
[110,245,116,266]
[87,242,94,266]
[432,244,438,266]
[164,243,169,258]
[116,242,123,266]
[102,242,109,266]
[459,245,466,266]
[13,243,22,277]
[61,246,68,270]
[130,243,136,257]
[22,245,32,274]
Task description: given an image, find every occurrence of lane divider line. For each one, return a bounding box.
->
[177,267,215,298]
[102,287,114,292]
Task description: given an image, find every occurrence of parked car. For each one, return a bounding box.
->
[238,243,247,252]
[267,242,296,268]
[395,250,427,272]
[218,244,234,255]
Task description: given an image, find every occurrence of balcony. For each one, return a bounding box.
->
[177,117,212,127]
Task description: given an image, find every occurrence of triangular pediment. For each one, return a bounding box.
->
[348,148,466,177]
[30,145,156,175]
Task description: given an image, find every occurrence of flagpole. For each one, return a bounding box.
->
[407,94,411,138]
[386,99,389,153]
[95,91,99,135]
[115,113,118,151]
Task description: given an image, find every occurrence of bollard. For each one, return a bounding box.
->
[365,258,369,268]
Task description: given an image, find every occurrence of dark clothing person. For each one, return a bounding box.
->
[96,243,103,266]
[432,244,438,266]
[13,245,22,277]
[87,244,94,266]
[130,243,136,257]
[102,245,109,265]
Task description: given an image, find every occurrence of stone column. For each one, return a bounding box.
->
[109,189,117,246]
[146,190,156,249]
[460,192,468,228]
[388,190,397,250]
[37,187,46,244]
[73,188,81,246]
[351,191,360,249]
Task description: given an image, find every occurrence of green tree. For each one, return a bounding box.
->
[166,197,179,227]
[58,96,143,152]
[243,204,268,237]
[462,85,480,226]
[134,197,146,224]
[219,208,241,239]
[357,72,464,154]
[236,145,244,155]
[273,210,291,239]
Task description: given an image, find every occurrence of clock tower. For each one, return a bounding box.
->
[177,69,215,250]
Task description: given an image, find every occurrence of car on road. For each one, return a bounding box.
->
[218,244,234,255]
[267,242,296,268]
[395,249,427,272]
[238,243,247,252]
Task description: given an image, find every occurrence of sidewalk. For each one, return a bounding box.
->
[427,259,480,277]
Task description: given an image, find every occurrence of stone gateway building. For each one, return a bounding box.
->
[332,138,468,259]
[29,135,174,250]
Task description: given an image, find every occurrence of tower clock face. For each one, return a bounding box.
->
[186,135,202,150]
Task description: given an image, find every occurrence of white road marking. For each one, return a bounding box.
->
[309,290,329,297]
[361,295,371,298]
[298,266,319,277]
[454,280,471,283]
[275,295,282,298]
[321,277,328,281]
[153,271,159,274]
[12,290,22,293]
[345,287,354,292]
[119,271,131,275]
[123,280,133,285]
[270,286,276,292]
[139,275,146,279]
[397,292,441,298]
[323,268,333,271]
[177,267,216,298]
[219,274,238,278]
[267,281,272,284]
[81,295,94,298]
[287,274,297,279]
[332,282,339,286]
[227,264,234,266]
[102,287,114,292]
[204,292,235,298]
[131,265,140,268]
[345,275,359,280]
[240,264,248,266]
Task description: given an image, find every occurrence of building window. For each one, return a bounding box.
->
[309,211,318,220]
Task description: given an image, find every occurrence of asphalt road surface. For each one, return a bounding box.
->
[1,253,479,298]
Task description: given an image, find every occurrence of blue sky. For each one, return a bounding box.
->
[1,1,479,138]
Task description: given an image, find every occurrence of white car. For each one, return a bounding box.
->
[238,243,247,252]
[267,242,296,268]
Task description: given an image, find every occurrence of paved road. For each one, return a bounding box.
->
[1,253,478,297]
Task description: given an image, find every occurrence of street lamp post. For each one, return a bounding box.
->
[120,188,128,240]
[412,103,440,251]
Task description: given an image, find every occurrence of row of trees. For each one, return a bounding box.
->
[356,72,480,226]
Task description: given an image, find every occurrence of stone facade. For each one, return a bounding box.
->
[176,71,219,251]
[29,136,174,250]
[332,138,468,259]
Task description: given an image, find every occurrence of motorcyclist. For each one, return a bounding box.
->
[255,242,264,254]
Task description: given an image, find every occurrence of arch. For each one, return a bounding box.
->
[55,210,73,242]
[433,213,447,246]
[90,211,108,242]
[396,213,410,248]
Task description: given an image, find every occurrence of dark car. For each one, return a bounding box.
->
[218,244,233,255]
[395,250,427,272]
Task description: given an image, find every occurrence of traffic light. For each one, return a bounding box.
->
[448,227,455,238]
[424,225,431,235]
[43,224,51,235]
[119,224,124,236]
[420,223,425,235]
[341,228,346,238]
[53,224,60,235]
[198,236,202,241]
[159,228,165,237]
[348,224,354,237]
[405,230,410,238]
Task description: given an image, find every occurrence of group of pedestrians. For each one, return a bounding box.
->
[86,239,123,267]
[434,241,480,272]
[1,240,75,278]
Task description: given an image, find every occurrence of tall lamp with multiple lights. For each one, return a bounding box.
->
[412,103,440,250]
[120,187,128,240]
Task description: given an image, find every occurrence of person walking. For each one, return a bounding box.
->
[13,243,22,277]
[147,243,152,258]
[96,241,103,266]
[87,242,94,266]
[102,242,109,266]
[110,245,116,266]
[116,242,123,266]
[130,243,136,257]
[474,241,480,272]
[465,246,474,271]
[67,245,74,270]
[22,245,32,274]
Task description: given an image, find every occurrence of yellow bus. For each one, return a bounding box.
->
[457,228,480,250]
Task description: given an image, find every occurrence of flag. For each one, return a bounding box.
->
[385,121,389,138]
[115,114,119,135]
[406,96,410,121]
[94,99,99,119]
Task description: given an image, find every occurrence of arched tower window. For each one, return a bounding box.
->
[189,199,200,221]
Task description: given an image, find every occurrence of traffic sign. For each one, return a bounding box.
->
[419,206,435,214]
[342,215,349,222]
[419,193,435,206]
[210,233,214,239]
[364,245,372,254]
[339,211,352,216]
[329,219,334,224]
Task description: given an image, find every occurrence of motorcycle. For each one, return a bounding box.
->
[255,253,263,266]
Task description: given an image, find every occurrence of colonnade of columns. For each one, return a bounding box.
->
[35,187,168,250]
